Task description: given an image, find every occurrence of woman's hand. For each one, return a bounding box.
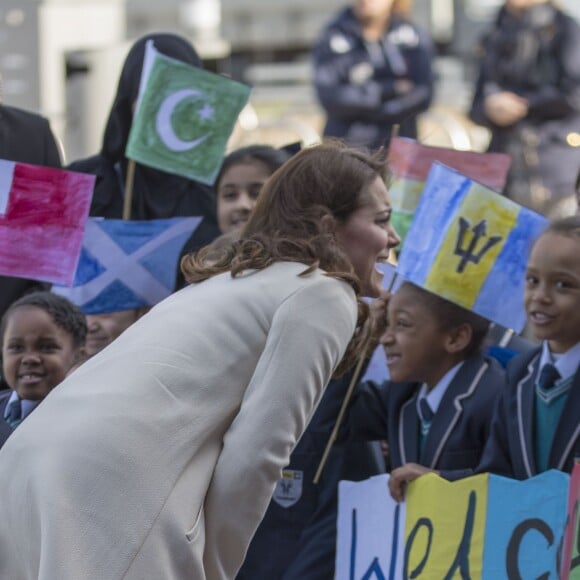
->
[388,463,439,502]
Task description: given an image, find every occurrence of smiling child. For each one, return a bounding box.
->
[346,281,505,501]
[0,292,86,447]
[478,215,580,478]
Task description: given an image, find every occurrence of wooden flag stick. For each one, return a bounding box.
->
[122,159,136,220]
[313,338,370,484]
[313,273,398,484]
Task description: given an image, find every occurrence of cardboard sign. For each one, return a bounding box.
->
[337,471,570,579]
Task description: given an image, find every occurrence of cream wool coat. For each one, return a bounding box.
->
[0,262,357,580]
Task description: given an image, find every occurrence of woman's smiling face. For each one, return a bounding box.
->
[335,176,400,297]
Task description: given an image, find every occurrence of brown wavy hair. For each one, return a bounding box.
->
[181,140,391,374]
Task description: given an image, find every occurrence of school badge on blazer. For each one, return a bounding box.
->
[273,469,303,508]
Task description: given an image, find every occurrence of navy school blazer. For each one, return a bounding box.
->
[347,352,506,480]
[236,366,385,580]
[0,391,15,450]
[477,347,580,479]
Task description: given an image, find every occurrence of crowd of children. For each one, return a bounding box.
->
[2,208,578,578]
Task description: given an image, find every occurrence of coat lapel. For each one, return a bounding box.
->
[550,365,580,471]
[422,356,488,468]
[398,395,420,465]
[516,357,538,477]
[0,393,9,417]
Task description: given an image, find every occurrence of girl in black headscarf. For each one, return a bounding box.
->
[69,33,220,244]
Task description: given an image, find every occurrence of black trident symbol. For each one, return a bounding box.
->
[454,217,502,273]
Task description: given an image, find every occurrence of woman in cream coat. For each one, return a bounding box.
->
[0,141,400,580]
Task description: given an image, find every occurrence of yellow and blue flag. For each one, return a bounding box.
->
[397,163,548,332]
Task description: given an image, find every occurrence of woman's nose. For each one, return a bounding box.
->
[388,225,401,249]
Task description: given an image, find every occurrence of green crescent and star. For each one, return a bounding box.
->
[126,49,251,185]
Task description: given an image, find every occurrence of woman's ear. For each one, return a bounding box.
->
[444,323,472,354]
[320,213,337,234]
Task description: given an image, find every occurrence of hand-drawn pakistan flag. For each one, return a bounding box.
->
[126,44,251,185]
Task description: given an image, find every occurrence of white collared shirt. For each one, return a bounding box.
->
[3,391,40,421]
[416,361,465,419]
[538,341,580,385]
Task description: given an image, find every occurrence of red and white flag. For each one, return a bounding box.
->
[0,160,94,285]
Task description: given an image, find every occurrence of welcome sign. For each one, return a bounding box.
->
[337,469,575,579]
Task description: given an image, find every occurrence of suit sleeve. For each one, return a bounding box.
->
[202,277,357,580]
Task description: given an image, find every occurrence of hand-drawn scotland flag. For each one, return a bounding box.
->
[397,163,548,333]
[125,42,251,185]
[53,217,201,314]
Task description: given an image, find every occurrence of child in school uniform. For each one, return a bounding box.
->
[347,280,506,501]
[0,291,87,448]
[477,215,580,478]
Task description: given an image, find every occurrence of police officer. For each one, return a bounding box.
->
[313,0,435,151]
[469,0,580,217]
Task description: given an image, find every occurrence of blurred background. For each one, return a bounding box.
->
[1,0,579,163]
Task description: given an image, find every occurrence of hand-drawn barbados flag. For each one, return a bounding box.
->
[53,217,201,314]
[387,138,511,244]
[126,41,251,185]
[397,163,548,333]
